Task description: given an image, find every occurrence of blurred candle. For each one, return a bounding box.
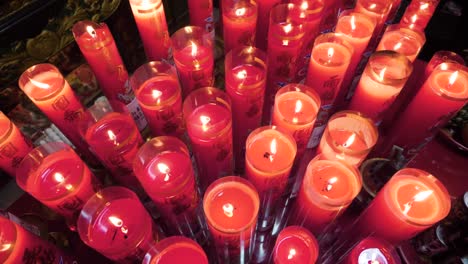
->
[0,112,33,177]
[129,0,171,61]
[354,168,451,244]
[222,0,258,54]
[290,156,362,234]
[424,50,465,80]
[348,51,413,123]
[188,0,214,35]
[273,226,319,264]
[77,186,162,262]
[272,84,320,154]
[172,26,214,97]
[354,0,393,49]
[183,87,233,191]
[143,236,209,264]
[399,0,440,32]
[318,111,378,166]
[339,237,400,264]
[255,0,281,51]
[72,20,147,131]
[225,46,267,173]
[376,25,426,62]
[130,61,185,138]
[203,176,260,263]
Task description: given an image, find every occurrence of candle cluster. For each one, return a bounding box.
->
[1,0,466,263]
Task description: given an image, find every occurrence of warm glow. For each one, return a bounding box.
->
[420,3,429,10]
[325,177,338,191]
[343,133,356,148]
[379,67,387,81]
[403,190,434,215]
[292,100,303,124]
[235,7,246,17]
[236,69,248,80]
[30,78,51,89]
[152,89,162,100]
[86,25,97,38]
[448,71,459,86]
[54,172,65,183]
[393,42,402,51]
[351,15,356,31]
[65,184,73,190]
[0,244,12,252]
[300,1,308,10]
[328,47,334,58]
[157,163,171,182]
[283,23,292,34]
[107,130,118,145]
[223,203,234,218]
[200,115,211,132]
[411,14,418,23]
[369,3,377,10]
[287,248,297,260]
[190,41,198,57]
[108,216,123,227]
[269,139,277,162]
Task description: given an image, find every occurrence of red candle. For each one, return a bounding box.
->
[318,111,378,166]
[133,136,201,238]
[188,0,214,35]
[290,156,362,234]
[399,0,440,32]
[0,112,33,177]
[348,51,413,123]
[255,0,282,51]
[77,186,162,262]
[203,176,260,263]
[130,61,185,138]
[143,236,209,264]
[354,0,393,49]
[222,0,258,54]
[171,26,214,97]
[339,237,400,264]
[273,226,319,264]
[376,25,426,62]
[272,84,321,154]
[183,87,233,191]
[354,168,451,244]
[18,64,93,161]
[129,0,171,61]
[72,20,147,132]
[424,50,465,80]
[0,215,76,263]
[225,46,267,173]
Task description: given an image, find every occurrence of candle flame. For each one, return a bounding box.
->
[223,203,234,218]
[108,216,123,227]
[294,100,303,113]
[86,25,97,38]
[283,23,292,34]
[403,190,434,215]
[107,130,118,145]
[65,184,73,190]
[152,89,162,100]
[300,1,308,10]
[328,47,334,58]
[269,139,277,162]
[420,3,429,10]
[235,7,246,16]
[448,71,459,86]
[236,69,247,80]
[393,42,402,51]
[0,244,12,252]
[379,67,387,81]
[157,163,171,182]
[287,248,297,260]
[29,78,50,89]
[54,172,65,183]
[190,41,198,57]
[351,15,356,31]
[411,14,418,23]
[343,133,356,148]
[325,177,338,192]
[369,3,377,10]
[200,115,211,132]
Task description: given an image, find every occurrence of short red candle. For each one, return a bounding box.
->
[133,136,201,238]
[77,186,161,262]
[376,25,426,62]
[188,0,214,34]
[203,176,260,263]
[225,46,267,172]
[255,0,281,51]
[130,61,185,138]
[354,0,393,49]
[424,50,465,80]
[222,0,258,54]
[339,237,400,264]
[143,236,209,264]
[183,87,233,191]
[399,0,440,32]
[318,111,378,166]
[129,0,171,61]
[273,226,319,264]
[348,51,413,123]
[354,168,451,244]
[171,26,214,97]
[0,111,33,177]
[272,84,321,154]
[290,156,362,234]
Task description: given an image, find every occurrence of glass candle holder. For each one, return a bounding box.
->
[225,46,267,173]
[255,0,282,51]
[348,51,413,123]
[376,24,426,62]
[424,50,466,80]
[129,0,171,61]
[399,0,440,32]
[171,26,214,97]
[222,0,258,54]
[245,125,297,230]
[338,237,400,264]
[203,176,260,263]
[290,156,362,234]
[16,142,101,228]
[0,111,33,177]
[77,186,161,262]
[130,61,185,139]
[318,111,378,167]
[272,226,319,264]
[183,87,233,192]
[353,168,451,245]
[272,84,321,154]
[133,136,205,241]
[143,236,209,264]
[354,0,393,41]
[188,0,214,36]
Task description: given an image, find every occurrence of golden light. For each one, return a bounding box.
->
[108,216,123,227]
[283,23,293,34]
[235,7,246,17]
[152,89,162,100]
[0,244,12,252]
[448,71,459,87]
[86,25,97,38]
[403,190,434,215]
[328,47,334,58]
[54,172,65,183]
[343,133,356,148]
[292,100,303,124]
[65,184,73,190]
[30,78,51,89]
[287,248,297,260]
[223,203,234,218]
[393,42,402,51]
[236,69,248,80]
[269,139,277,162]
[200,115,211,132]
[351,15,356,31]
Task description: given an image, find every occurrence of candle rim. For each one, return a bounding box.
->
[274,225,319,263]
[222,0,258,19]
[72,20,113,51]
[335,11,377,39]
[273,84,321,126]
[143,236,208,264]
[136,76,182,108]
[171,26,213,52]
[428,63,468,101]
[366,51,413,85]
[18,63,67,102]
[311,37,354,67]
[0,112,14,143]
[225,46,268,92]
[269,3,305,41]
[355,0,393,16]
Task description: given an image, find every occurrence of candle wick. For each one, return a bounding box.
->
[263,152,274,162]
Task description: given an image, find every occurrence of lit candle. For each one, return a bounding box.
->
[222,0,258,54]
[203,176,260,263]
[354,168,451,244]
[376,25,426,62]
[399,0,440,32]
[130,61,185,139]
[129,0,171,61]
[348,51,413,123]
[273,226,319,264]
[255,0,281,51]
[318,111,378,167]
[354,0,393,49]
[77,186,162,262]
[272,84,321,154]
[143,236,209,264]
[424,50,465,80]
[133,136,202,238]
[0,112,33,177]
[245,126,297,229]
[171,26,214,97]
[225,46,267,173]
[183,87,233,192]
[290,156,362,234]
[188,0,214,35]
[72,20,147,131]
[16,142,100,228]
[339,237,400,264]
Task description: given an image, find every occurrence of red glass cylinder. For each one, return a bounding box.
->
[273,226,319,264]
[143,236,208,264]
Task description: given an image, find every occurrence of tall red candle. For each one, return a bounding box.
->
[203,176,260,263]
[339,237,400,264]
[0,111,33,177]
[424,50,465,80]
[399,0,440,32]
[188,0,214,35]
[129,0,171,61]
[255,0,281,51]
[222,0,258,54]
[183,87,233,191]
[130,61,185,138]
[273,226,319,264]
[143,236,209,264]
[376,25,426,62]
[225,46,267,173]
